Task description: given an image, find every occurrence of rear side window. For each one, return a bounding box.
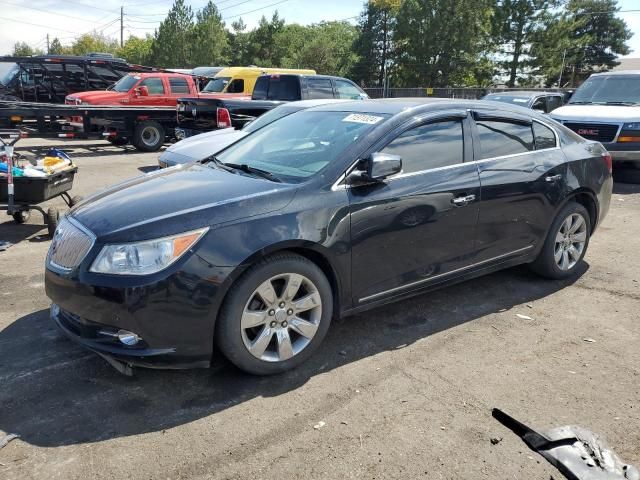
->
[140,77,164,94]
[476,120,534,159]
[252,76,300,100]
[533,121,557,150]
[169,77,190,94]
[382,120,464,174]
[226,79,244,93]
[306,78,334,99]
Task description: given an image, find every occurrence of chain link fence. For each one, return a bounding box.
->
[363,87,569,99]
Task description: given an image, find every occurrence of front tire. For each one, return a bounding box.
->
[216,253,333,375]
[530,201,590,279]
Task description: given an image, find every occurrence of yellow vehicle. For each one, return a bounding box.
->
[200,67,316,96]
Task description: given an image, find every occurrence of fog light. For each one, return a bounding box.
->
[117,330,141,346]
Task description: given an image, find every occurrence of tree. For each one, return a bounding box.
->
[351,0,399,87]
[117,35,153,64]
[532,0,631,86]
[70,33,118,56]
[190,1,228,66]
[394,0,494,87]
[48,38,66,55]
[295,22,360,76]
[245,12,286,66]
[12,42,42,57]
[227,18,251,65]
[492,0,559,87]
[149,0,194,67]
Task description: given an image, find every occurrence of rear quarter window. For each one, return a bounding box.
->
[476,120,534,158]
[533,121,557,149]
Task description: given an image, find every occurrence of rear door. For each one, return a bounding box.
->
[349,112,481,305]
[471,110,566,262]
[167,76,191,106]
[304,77,334,99]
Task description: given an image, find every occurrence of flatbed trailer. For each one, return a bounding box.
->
[0,100,177,152]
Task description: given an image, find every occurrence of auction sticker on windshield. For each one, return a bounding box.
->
[342,114,384,124]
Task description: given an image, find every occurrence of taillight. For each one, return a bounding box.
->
[602,152,612,173]
[216,108,231,129]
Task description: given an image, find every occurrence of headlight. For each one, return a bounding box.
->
[622,122,640,131]
[90,228,208,275]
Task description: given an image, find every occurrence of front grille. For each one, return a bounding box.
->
[564,122,619,143]
[47,217,94,270]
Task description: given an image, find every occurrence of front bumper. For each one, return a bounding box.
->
[51,303,210,370]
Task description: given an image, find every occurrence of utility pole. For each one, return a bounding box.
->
[120,6,124,48]
[558,49,566,88]
[46,34,50,54]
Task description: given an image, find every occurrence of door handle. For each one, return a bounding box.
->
[451,194,476,206]
[545,174,562,182]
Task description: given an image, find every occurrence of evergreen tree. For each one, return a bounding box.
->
[191,1,228,66]
[492,0,559,87]
[149,0,194,68]
[351,0,399,86]
[49,38,65,55]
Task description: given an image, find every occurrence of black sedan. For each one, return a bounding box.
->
[45,99,613,375]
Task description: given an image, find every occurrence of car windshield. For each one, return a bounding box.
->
[113,75,139,92]
[485,95,531,105]
[242,106,301,133]
[569,75,640,105]
[203,77,231,93]
[217,110,388,182]
[0,62,18,86]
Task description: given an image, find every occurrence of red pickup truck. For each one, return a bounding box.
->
[65,72,206,106]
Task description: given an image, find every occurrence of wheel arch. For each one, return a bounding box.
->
[210,241,345,332]
[560,188,599,234]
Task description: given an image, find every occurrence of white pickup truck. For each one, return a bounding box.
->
[550,70,640,183]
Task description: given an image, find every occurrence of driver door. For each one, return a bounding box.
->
[348,113,481,305]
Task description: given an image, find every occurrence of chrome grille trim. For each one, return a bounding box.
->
[47,216,96,272]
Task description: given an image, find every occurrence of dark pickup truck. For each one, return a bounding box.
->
[175,73,368,137]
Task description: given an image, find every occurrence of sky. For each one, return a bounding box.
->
[1,0,640,60]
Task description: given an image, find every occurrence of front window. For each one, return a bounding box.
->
[0,62,18,86]
[140,77,165,94]
[217,111,388,182]
[203,76,231,93]
[334,79,368,100]
[113,75,139,92]
[570,75,640,105]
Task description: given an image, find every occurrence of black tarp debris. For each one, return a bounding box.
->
[492,408,639,480]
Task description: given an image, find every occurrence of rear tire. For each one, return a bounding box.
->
[216,253,333,375]
[132,121,165,152]
[529,201,590,279]
[12,210,30,224]
[47,207,60,238]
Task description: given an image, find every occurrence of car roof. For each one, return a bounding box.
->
[485,91,561,98]
[280,99,354,109]
[307,97,551,119]
[591,70,640,76]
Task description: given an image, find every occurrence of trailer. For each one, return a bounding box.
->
[0,54,161,103]
[0,100,177,152]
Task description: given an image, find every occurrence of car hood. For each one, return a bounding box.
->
[70,163,296,241]
[162,129,248,162]
[67,91,125,104]
[551,104,640,122]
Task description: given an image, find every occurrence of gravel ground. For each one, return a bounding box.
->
[1,139,638,480]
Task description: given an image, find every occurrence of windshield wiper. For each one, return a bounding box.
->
[603,101,638,106]
[568,101,594,105]
[222,163,282,183]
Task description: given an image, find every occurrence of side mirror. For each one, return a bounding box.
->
[346,152,402,185]
[135,86,149,97]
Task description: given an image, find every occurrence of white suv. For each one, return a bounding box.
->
[550,71,640,182]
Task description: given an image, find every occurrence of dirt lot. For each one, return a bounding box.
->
[1,139,638,480]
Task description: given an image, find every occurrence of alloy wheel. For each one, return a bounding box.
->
[241,273,322,362]
[554,212,587,271]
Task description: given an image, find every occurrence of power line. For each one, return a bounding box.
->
[222,0,292,20]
